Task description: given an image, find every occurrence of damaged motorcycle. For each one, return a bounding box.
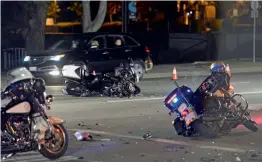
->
[61,59,140,97]
[1,67,68,160]
[164,79,258,138]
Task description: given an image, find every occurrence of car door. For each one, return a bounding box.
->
[83,35,110,74]
[105,35,126,70]
[122,35,141,59]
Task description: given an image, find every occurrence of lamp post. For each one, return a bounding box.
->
[122,1,128,33]
[251,0,259,63]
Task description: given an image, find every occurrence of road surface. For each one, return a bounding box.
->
[2,72,262,162]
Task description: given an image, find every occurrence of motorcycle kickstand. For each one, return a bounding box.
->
[2,153,16,160]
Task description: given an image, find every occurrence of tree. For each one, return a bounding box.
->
[82,1,107,32]
[2,1,48,53]
[107,2,121,22]
[47,1,61,20]
[67,1,83,18]
[24,2,49,53]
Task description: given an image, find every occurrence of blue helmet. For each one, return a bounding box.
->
[210,62,226,73]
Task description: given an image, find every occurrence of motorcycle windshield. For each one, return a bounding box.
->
[6,67,34,85]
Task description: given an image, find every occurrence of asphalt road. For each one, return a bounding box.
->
[2,72,262,162]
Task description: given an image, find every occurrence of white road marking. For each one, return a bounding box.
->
[106,97,165,103]
[47,93,64,96]
[240,91,262,95]
[69,128,247,153]
[2,151,78,162]
[232,81,250,84]
[47,86,63,88]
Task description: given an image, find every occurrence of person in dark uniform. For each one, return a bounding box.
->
[194,62,231,114]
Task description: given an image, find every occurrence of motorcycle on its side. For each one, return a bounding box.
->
[163,79,258,138]
[113,58,141,97]
[61,59,141,97]
[61,61,102,97]
[1,67,68,160]
[164,80,218,138]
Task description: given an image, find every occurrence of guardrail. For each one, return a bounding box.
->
[2,48,27,70]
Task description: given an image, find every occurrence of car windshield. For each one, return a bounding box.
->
[6,67,34,85]
[48,39,80,50]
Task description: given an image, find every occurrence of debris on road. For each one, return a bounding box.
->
[247,150,262,161]
[123,141,130,144]
[166,148,177,152]
[78,121,85,127]
[236,156,241,162]
[140,153,145,157]
[74,131,93,141]
[119,138,130,144]
[143,132,153,140]
[200,157,216,162]
[100,138,111,142]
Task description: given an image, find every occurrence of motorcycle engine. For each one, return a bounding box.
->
[6,116,31,143]
[31,116,49,142]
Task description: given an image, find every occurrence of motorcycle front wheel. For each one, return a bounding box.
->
[243,119,259,132]
[39,124,69,160]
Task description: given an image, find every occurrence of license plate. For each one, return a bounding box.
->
[178,103,187,113]
[185,112,198,126]
[29,67,37,71]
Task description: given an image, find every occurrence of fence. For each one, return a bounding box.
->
[2,48,27,70]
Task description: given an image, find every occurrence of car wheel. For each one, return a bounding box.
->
[133,60,145,80]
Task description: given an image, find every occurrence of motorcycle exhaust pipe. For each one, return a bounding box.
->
[202,116,224,121]
[224,117,240,121]
[202,116,240,122]
[1,145,23,154]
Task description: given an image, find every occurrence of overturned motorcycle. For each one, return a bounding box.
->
[164,80,258,138]
[1,67,68,160]
[61,59,141,98]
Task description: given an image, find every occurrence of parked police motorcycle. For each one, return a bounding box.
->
[1,67,68,160]
[164,79,258,138]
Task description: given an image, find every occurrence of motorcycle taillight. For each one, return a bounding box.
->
[181,110,189,117]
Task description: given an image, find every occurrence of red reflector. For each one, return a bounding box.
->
[181,110,189,116]
[145,46,150,53]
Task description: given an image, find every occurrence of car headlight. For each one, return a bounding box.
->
[50,54,65,61]
[24,56,31,61]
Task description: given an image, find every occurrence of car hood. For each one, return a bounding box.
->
[28,49,73,56]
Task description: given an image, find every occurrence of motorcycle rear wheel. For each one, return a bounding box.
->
[39,124,68,160]
[243,119,259,132]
